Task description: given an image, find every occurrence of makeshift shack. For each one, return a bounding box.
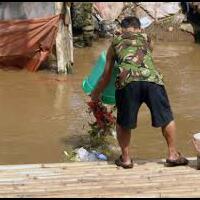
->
[0,2,73,73]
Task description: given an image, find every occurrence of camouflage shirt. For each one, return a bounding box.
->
[112,32,164,89]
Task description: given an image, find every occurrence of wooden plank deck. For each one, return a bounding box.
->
[0,157,199,198]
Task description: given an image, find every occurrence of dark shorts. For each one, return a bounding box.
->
[115,81,174,129]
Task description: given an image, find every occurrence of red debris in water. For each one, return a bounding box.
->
[87,100,116,130]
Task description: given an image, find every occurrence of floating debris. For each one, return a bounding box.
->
[64,100,117,162]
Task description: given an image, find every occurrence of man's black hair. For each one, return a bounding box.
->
[121,16,141,29]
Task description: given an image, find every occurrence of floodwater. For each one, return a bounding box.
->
[0,39,200,165]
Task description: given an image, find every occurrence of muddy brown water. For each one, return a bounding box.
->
[0,39,200,165]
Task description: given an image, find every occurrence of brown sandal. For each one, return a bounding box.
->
[166,152,189,167]
[115,155,134,169]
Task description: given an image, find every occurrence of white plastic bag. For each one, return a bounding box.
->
[75,147,98,161]
[75,147,108,162]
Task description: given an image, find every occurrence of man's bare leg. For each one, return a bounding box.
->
[116,124,132,164]
[162,120,180,160]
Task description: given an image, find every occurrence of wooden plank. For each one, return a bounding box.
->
[0,169,198,183]
[0,176,199,192]
[0,161,109,170]
[0,158,198,197]
[0,170,198,184]
[0,183,199,198]
[0,180,198,192]
[0,156,196,170]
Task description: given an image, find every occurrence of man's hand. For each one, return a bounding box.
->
[90,91,100,102]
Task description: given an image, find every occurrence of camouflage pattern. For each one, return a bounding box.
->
[71,2,94,47]
[112,32,164,89]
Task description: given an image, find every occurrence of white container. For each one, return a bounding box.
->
[193,133,200,170]
[193,133,200,153]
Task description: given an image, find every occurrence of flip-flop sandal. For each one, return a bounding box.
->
[115,155,134,169]
[166,152,189,167]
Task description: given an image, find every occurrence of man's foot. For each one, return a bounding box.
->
[115,155,134,169]
[166,152,189,167]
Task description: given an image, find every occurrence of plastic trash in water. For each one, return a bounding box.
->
[74,147,108,162]
[74,147,87,161]
[87,153,98,162]
[96,153,108,161]
[75,147,98,162]
[92,151,108,161]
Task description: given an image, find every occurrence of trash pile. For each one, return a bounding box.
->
[64,147,108,162]
[64,100,119,162]
[93,2,124,37]
[71,2,196,43]
[91,2,194,41]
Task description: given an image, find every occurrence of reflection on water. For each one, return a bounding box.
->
[0,39,200,164]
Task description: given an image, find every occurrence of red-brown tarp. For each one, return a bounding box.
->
[0,14,61,71]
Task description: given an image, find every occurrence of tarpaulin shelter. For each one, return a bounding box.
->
[0,2,73,73]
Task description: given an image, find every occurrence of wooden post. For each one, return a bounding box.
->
[55,2,73,74]
[65,2,74,69]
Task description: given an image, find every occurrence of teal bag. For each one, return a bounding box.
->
[82,51,118,105]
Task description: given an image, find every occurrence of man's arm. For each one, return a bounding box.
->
[90,45,115,101]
